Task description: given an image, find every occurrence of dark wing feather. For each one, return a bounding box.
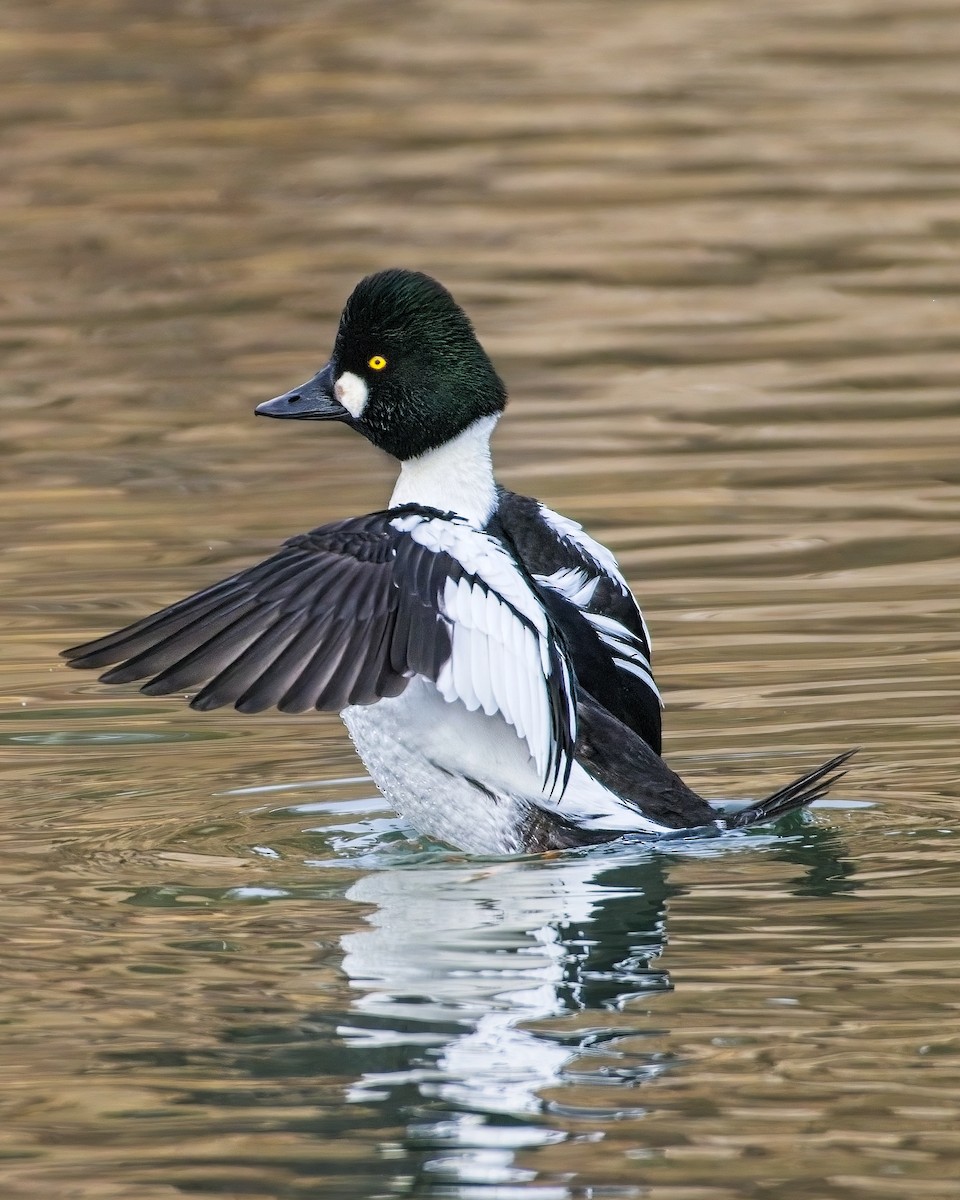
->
[63,506,578,794]
[69,582,253,671]
[62,512,449,714]
[191,610,309,712]
[236,614,334,713]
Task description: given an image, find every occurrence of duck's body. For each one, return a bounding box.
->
[343,452,669,854]
[63,270,852,854]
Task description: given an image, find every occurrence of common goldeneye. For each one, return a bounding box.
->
[62,269,853,854]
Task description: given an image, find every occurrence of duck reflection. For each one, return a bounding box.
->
[326,818,857,1200]
[340,843,678,1121]
[337,820,853,1136]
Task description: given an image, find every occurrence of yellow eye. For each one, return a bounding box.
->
[368,355,387,371]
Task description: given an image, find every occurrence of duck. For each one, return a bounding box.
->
[62,269,854,854]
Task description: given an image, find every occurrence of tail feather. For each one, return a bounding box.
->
[725,749,858,830]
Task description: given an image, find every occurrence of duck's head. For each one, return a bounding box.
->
[256,269,507,461]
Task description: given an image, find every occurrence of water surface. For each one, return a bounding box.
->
[2,1,960,1197]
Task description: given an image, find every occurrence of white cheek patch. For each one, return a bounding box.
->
[334,371,369,419]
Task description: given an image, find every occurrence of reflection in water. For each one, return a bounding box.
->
[330,826,852,1188]
[342,849,676,1121]
[100,820,857,1196]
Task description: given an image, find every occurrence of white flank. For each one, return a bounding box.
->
[558,763,675,833]
[335,371,369,419]
[390,414,499,527]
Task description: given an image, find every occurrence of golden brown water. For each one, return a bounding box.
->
[2,0,960,1196]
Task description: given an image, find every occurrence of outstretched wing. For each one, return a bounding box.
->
[493,491,662,755]
[62,506,576,795]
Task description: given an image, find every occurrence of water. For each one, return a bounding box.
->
[2,0,960,1195]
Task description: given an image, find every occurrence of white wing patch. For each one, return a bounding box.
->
[408,517,549,629]
[390,512,576,794]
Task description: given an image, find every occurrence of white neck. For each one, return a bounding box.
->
[390,414,499,526]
